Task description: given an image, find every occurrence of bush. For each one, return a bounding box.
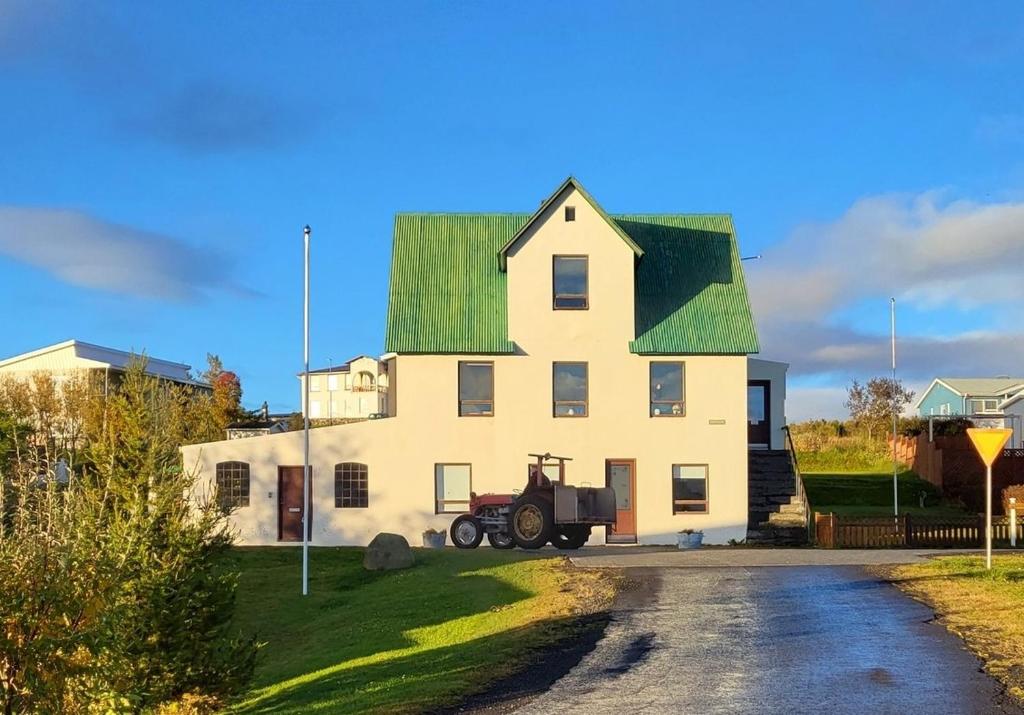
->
[0,362,257,713]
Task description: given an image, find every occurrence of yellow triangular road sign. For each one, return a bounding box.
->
[967,428,1013,467]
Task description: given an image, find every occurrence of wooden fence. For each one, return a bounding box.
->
[815,513,1019,549]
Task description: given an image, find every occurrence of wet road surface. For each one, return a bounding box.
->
[515,567,1022,715]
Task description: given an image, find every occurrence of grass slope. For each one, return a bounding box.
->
[224,548,614,714]
[803,470,968,517]
[883,554,1024,703]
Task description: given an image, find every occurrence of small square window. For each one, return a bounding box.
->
[565,206,576,222]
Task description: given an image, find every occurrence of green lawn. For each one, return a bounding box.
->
[222,547,614,714]
[884,554,1024,703]
[803,470,970,517]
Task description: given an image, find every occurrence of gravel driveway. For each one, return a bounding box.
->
[513,566,1023,715]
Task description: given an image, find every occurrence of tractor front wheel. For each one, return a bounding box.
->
[487,531,515,549]
[509,494,553,549]
[450,514,484,549]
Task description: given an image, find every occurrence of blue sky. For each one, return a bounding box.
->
[2,1,1023,419]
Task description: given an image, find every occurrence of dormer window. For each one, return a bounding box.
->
[553,255,588,310]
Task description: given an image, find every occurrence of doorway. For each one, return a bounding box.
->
[278,466,312,542]
[748,380,771,448]
[605,459,636,544]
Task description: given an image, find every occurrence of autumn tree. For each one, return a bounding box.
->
[201,353,247,432]
[845,377,915,442]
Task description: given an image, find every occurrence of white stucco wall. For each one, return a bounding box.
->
[182,186,763,547]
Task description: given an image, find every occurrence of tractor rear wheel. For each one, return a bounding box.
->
[487,531,515,549]
[509,494,553,549]
[450,514,484,549]
[552,525,591,550]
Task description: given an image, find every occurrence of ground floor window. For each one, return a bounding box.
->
[215,461,250,510]
[672,464,708,513]
[335,462,368,508]
[435,463,471,513]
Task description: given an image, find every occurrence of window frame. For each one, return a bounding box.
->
[552,361,589,418]
[552,255,589,310]
[650,361,686,418]
[215,461,250,510]
[434,463,472,514]
[334,462,368,508]
[672,464,709,514]
[971,398,999,414]
[458,361,495,417]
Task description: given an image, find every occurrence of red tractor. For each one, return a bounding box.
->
[448,452,617,550]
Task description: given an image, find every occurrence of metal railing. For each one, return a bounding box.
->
[782,425,814,541]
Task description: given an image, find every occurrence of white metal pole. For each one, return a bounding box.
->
[986,464,993,570]
[1010,498,1017,549]
[303,225,311,596]
[891,298,899,518]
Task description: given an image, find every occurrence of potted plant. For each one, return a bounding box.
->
[676,528,704,550]
[422,528,447,549]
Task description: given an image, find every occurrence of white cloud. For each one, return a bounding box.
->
[0,206,246,301]
[749,191,1024,394]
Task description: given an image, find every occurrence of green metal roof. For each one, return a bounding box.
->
[385,210,759,355]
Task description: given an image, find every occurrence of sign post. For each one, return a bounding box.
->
[966,428,1012,570]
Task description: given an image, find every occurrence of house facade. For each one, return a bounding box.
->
[181,178,786,547]
[299,356,388,420]
[916,377,1024,417]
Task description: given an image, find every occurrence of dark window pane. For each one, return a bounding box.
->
[651,363,683,401]
[459,362,493,402]
[553,256,588,308]
[215,461,250,510]
[554,363,587,402]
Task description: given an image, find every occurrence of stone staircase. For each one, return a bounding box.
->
[746,449,809,546]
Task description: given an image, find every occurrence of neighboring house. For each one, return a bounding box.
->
[226,402,291,440]
[998,390,1024,449]
[181,177,787,546]
[298,355,388,420]
[916,377,1024,417]
[0,339,208,392]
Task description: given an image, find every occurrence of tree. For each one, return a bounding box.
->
[845,377,915,441]
[0,360,257,714]
[201,353,246,433]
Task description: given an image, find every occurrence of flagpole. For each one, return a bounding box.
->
[891,298,899,518]
[302,225,311,596]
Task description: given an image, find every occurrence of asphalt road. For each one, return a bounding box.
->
[513,567,1023,715]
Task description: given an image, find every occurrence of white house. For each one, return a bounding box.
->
[181,178,788,547]
[298,355,388,420]
[0,339,207,392]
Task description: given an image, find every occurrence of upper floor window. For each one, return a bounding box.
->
[459,361,494,416]
[309,376,321,392]
[553,256,588,309]
[327,374,339,391]
[553,362,588,417]
[672,464,708,514]
[335,462,368,508]
[650,362,685,417]
[215,461,250,510]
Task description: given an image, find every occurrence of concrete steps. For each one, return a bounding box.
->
[747,450,809,546]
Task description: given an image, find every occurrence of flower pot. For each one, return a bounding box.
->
[422,531,447,549]
[676,532,704,550]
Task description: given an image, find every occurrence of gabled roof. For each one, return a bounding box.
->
[497,176,643,271]
[1000,389,1024,411]
[384,206,759,355]
[915,377,1024,407]
[304,355,379,375]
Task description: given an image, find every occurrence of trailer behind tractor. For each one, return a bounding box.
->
[449,452,617,550]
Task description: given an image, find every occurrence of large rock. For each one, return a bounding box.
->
[363,532,414,571]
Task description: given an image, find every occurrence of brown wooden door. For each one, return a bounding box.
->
[278,466,312,542]
[748,380,771,448]
[606,459,636,543]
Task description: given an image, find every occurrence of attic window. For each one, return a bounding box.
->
[553,256,588,310]
[564,206,575,222]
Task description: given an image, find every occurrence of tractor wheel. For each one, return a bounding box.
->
[487,531,516,550]
[509,494,553,549]
[552,525,591,550]
[450,514,484,549]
